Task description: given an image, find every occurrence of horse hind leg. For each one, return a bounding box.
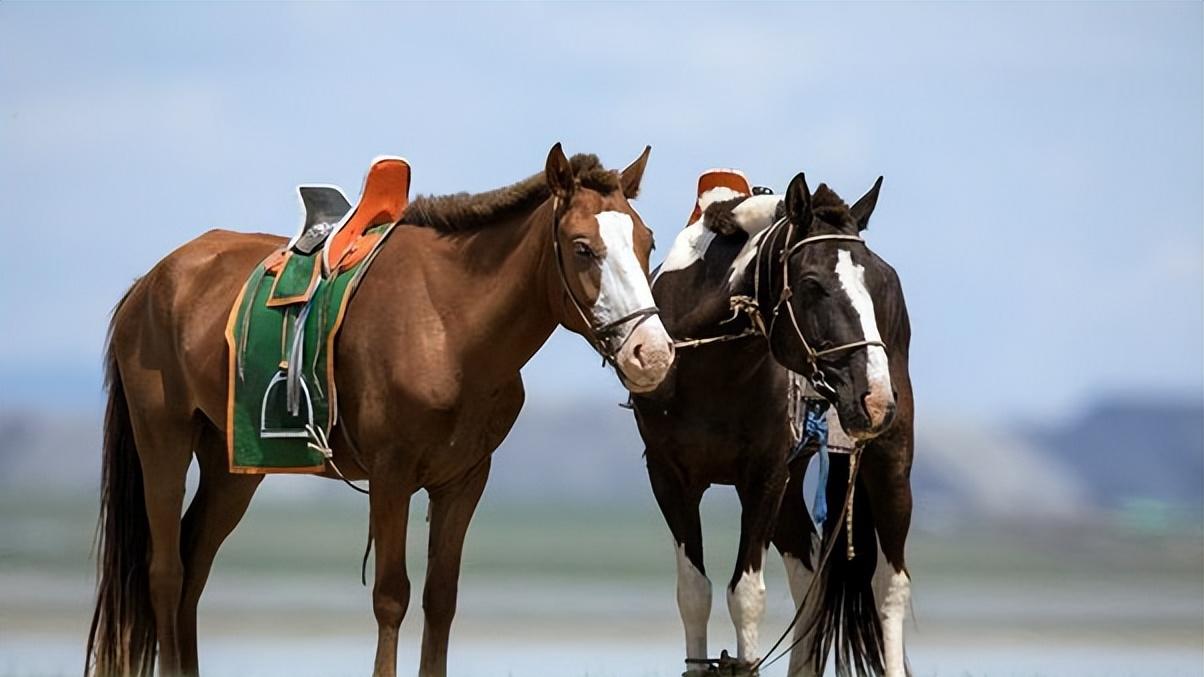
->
[178,424,263,675]
[122,377,196,676]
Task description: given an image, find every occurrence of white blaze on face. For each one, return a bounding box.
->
[726,557,767,662]
[596,210,673,391]
[675,544,712,667]
[835,249,893,416]
[594,211,656,326]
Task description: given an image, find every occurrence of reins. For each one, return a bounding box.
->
[752,441,865,672]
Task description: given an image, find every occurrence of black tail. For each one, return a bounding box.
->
[86,286,156,677]
[807,453,884,676]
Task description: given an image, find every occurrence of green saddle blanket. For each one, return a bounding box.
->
[225,224,392,474]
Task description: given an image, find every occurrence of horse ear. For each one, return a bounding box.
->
[850,176,883,231]
[545,142,575,199]
[784,172,812,231]
[620,145,652,199]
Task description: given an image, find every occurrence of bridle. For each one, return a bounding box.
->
[735,216,887,398]
[549,196,661,372]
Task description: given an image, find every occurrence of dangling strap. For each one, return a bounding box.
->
[846,449,859,559]
[803,401,831,527]
[788,372,833,528]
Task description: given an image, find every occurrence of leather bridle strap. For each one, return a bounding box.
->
[747,220,887,392]
[779,232,867,259]
[549,196,661,368]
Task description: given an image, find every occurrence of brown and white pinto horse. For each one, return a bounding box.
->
[87,144,674,677]
[632,172,913,676]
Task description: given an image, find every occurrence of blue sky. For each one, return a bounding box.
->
[1,2,1200,422]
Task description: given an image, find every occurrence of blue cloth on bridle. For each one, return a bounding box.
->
[789,399,831,528]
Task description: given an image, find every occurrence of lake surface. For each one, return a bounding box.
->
[2,493,1200,676]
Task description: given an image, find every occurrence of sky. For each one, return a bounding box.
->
[0,2,1200,423]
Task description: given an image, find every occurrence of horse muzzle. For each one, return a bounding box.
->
[844,389,896,441]
[615,315,674,393]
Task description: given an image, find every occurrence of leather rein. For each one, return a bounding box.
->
[550,196,661,372]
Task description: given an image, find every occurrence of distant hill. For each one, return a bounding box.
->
[1,396,1199,523]
[1024,398,1203,508]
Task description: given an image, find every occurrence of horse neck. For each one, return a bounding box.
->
[414,201,561,381]
[744,223,787,314]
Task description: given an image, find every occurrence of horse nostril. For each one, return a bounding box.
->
[632,342,644,366]
[861,392,896,428]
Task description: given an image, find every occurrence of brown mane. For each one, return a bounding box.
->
[401,153,621,232]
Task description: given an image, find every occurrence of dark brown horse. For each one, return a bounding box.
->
[87,144,674,677]
[633,172,913,676]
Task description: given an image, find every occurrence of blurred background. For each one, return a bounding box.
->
[1,2,1200,676]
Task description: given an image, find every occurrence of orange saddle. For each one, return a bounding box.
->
[686,168,752,226]
[264,156,411,277]
[323,156,411,274]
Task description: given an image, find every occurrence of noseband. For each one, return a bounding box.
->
[550,196,661,371]
[739,218,886,397]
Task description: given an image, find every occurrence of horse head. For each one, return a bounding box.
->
[544,143,675,393]
[764,173,895,439]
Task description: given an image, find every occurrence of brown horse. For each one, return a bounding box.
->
[86,144,674,677]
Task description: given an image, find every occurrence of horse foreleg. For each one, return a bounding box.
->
[418,456,491,677]
[370,479,413,677]
[730,467,788,665]
[772,458,822,677]
[178,426,262,675]
[862,433,914,677]
[647,459,710,674]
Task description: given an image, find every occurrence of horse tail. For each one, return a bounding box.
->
[86,283,156,677]
[807,452,884,676]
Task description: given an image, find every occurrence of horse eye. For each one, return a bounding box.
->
[800,277,827,296]
[573,241,597,259]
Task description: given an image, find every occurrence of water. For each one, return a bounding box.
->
[2,495,1200,676]
[4,633,1202,677]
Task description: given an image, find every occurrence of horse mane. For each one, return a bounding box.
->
[701,183,853,235]
[400,153,620,233]
[810,184,854,227]
[701,197,748,236]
